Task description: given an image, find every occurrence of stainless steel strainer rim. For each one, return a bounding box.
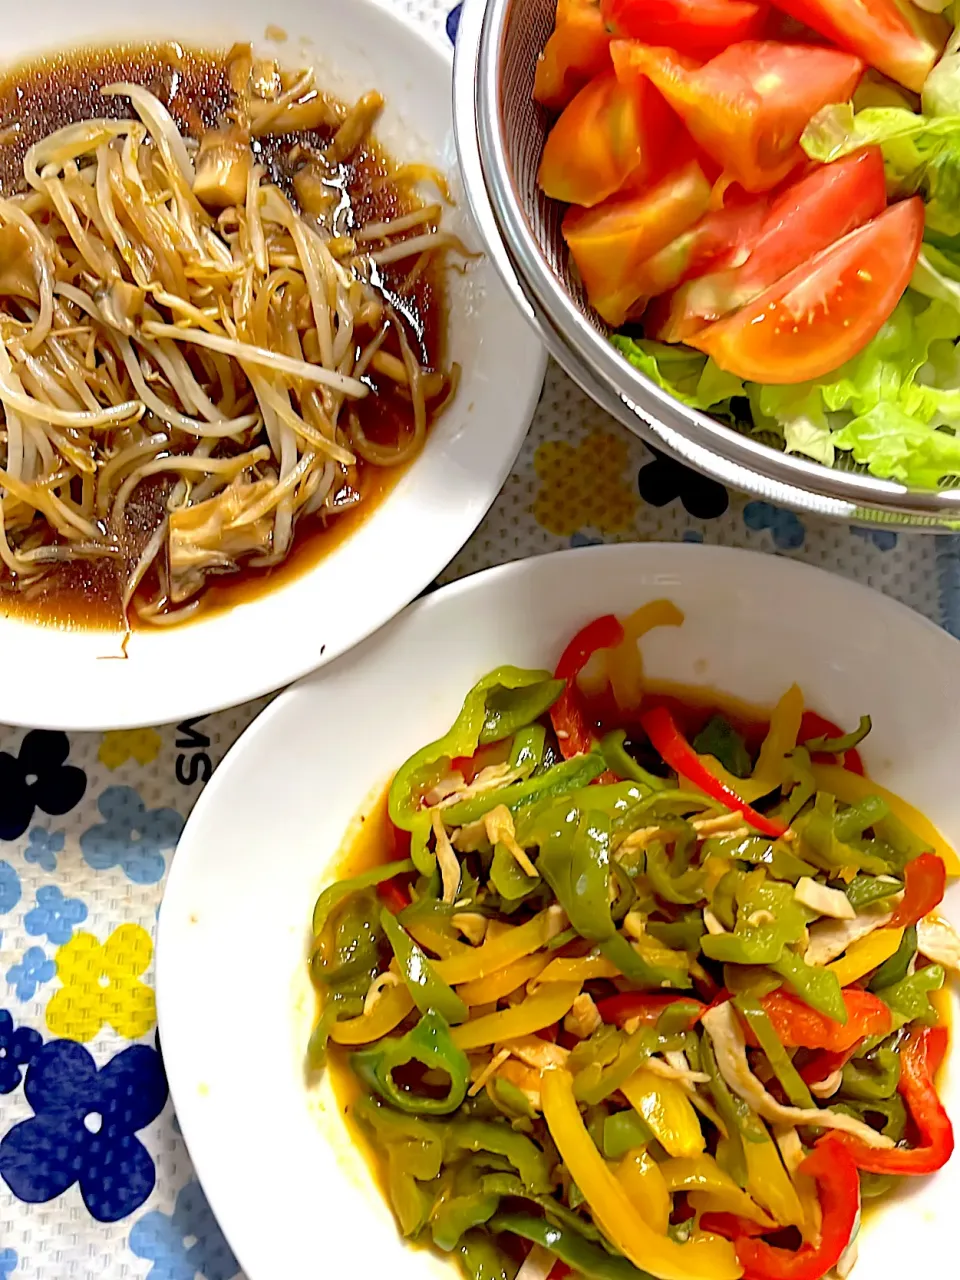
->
[452,0,960,529]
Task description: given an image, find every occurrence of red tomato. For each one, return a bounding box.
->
[562,159,712,325]
[769,0,948,93]
[612,39,864,193]
[691,197,924,383]
[601,0,766,55]
[534,0,612,111]
[630,198,769,307]
[538,69,674,208]
[649,147,887,342]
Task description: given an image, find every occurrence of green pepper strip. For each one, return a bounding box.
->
[490,844,538,902]
[868,925,918,992]
[389,665,560,830]
[797,794,890,876]
[646,826,707,906]
[832,1096,907,1144]
[701,873,809,966]
[702,834,816,883]
[834,796,889,842]
[841,1043,901,1101]
[574,1027,675,1106]
[692,716,752,779]
[446,753,605,829]
[875,963,945,1028]
[770,948,847,1024]
[646,914,703,952]
[491,1214,659,1280]
[312,859,416,935]
[482,679,566,746]
[456,1230,517,1280]
[804,716,872,755]
[380,907,468,1024]
[432,1166,501,1252]
[602,1109,655,1159]
[307,997,363,1069]
[351,1010,470,1115]
[734,993,815,1109]
[509,724,546,772]
[445,1120,555,1194]
[701,1034,767,1188]
[600,730,668,791]
[845,875,904,911]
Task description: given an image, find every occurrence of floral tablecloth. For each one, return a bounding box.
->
[1,4,960,1278]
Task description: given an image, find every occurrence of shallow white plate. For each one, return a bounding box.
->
[0,0,545,730]
[157,543,960,1280]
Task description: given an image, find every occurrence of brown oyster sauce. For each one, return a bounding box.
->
[0,42,446,630]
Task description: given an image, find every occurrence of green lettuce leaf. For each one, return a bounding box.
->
[801,104,960,236]
[610,336,744,411]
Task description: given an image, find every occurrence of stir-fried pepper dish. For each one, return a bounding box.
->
[308,602,958,1280]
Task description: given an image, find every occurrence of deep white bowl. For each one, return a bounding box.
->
[157,543,960,1280]
[0,0,545,730]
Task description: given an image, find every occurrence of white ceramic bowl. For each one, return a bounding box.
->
[0,0,545,730]
[156,543,960,1280]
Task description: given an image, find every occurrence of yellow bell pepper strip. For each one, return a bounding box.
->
[351,1010,471,1115]
[616,1148,672,1234]
[826,927,904,986]
[621,1068,706,1159]
[400,914,473,959]
[433,907,566,986]
[810,764,960,876]
[532,953,621,988]
[540,1066,743,1280]
[380,908,468,1025]
[456,953,550,1006]
[450,980,581,1050]
[660,1155,775,1228]
[743,1130,806,1229]
[607,599,685,711]
[705,686,806,806]
[867,925,917,992]
[329,983,415,1045]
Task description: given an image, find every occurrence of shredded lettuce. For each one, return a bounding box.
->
[614,292,960,488]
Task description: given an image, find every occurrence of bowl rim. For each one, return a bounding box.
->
[452,0,960,528]
[0,0,547,731]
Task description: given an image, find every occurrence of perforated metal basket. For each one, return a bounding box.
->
[452,0,960,529]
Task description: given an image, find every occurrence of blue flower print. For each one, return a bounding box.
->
[130,1180,240,1280]
[80,786,184,885]
[743,500,806,550]
[24,827,65,873]
[682,530,704,544]
[0,861,20,914]
[6,947,56,1003]
[0,1248,16,1278]
[0,1039,167,1222]
[570,532,603,548]
[851,525,898,552]
[446,3,463,44]
[0,730,86,842]
[24,885,87,946]
[0,1010,42,1094]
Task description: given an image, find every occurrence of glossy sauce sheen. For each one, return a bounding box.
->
[0,43,445,629]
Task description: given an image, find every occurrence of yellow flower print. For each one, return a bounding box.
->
[46,924,156,1043]
[99,728,163,770]
[532,429,638,537]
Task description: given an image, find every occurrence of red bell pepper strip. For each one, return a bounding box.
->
[596,992,706,1028]
[798,710,864,775]
[758,989,891,1054]
[887,852,946,929]
[548,1263,572,1280]
[699,1213,770,1241]
[639,704,788,838]
[821,1026,954,1176]
[551,614,625,759]
[378,819,413,912]
[731,1141,860,1280]
[798,1042,862,1087]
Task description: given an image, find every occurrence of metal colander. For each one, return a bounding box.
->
[452,0,960,529]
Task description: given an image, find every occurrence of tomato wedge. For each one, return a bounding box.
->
[612,39,864,193]
[601,0,766,56]
[649,147,887,342]
[534,0,612,111]
[769,0,947,94]
[538,69,674,208]
[690,196,924,384]
[563,159,712,325]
